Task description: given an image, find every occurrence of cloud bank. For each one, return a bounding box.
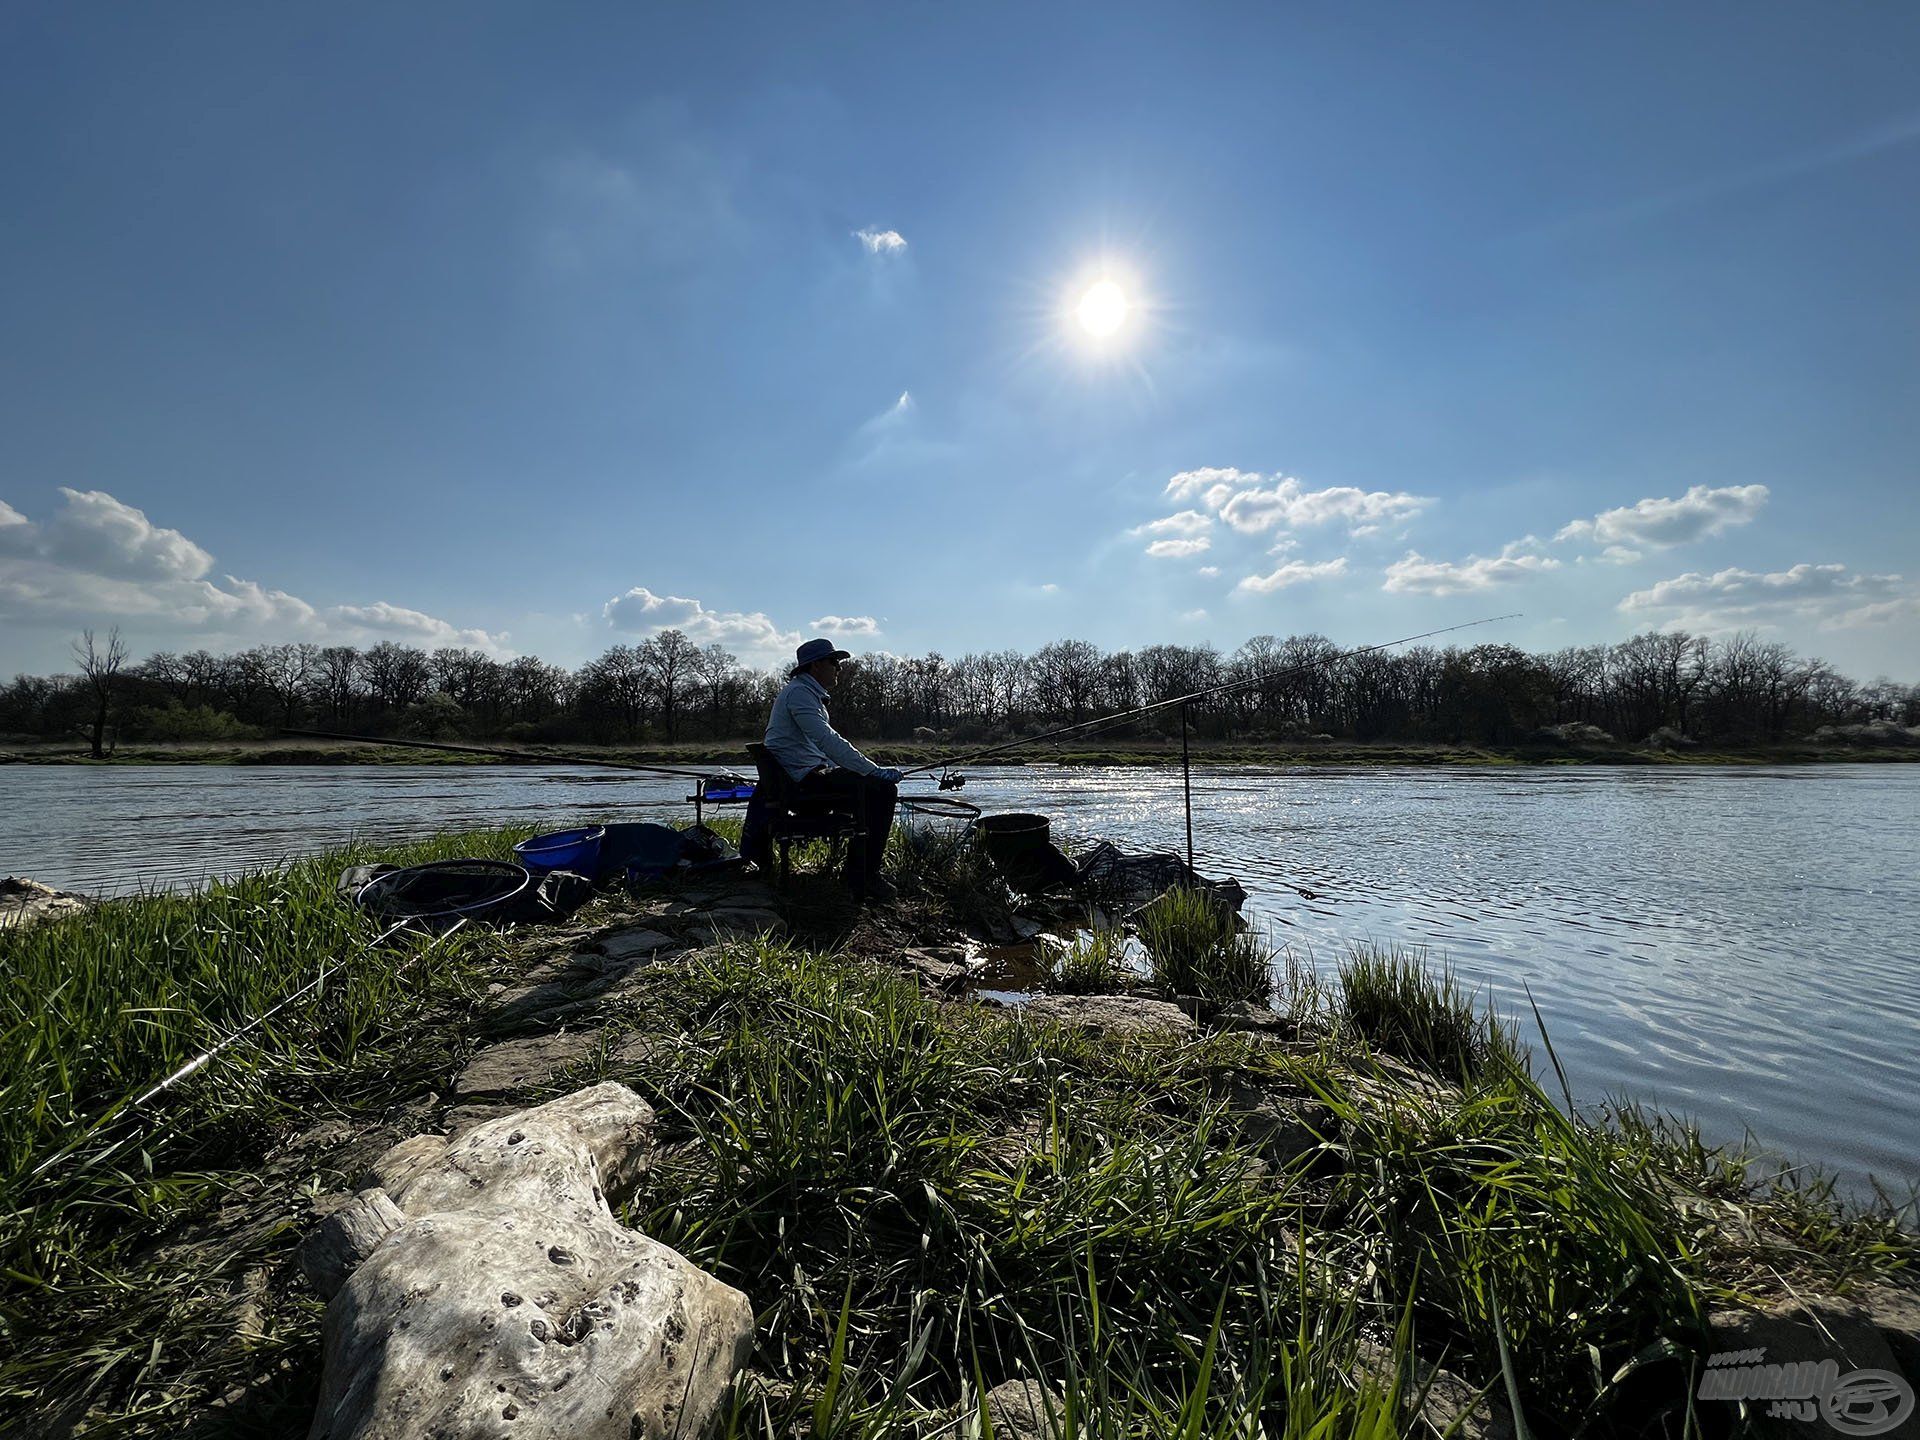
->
[1619,562,1915,632]
[0,489,507,653]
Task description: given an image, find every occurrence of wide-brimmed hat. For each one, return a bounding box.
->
[791,637,852,676]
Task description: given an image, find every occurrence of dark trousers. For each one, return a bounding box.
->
[796,768,897,884]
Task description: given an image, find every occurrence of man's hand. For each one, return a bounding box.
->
[872,767,904,784]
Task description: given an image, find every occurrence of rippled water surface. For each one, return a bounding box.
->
[3,762,1916,1194]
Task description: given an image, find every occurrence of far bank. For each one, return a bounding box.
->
[6,733,1919,768]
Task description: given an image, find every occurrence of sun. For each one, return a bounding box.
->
[1076,278,1129,338]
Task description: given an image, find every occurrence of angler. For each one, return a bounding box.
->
[744,637,905,902]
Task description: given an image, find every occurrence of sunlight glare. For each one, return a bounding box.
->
[1077,279,1129,338]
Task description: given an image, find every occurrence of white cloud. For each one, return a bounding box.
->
[1165,467,1257,502]
[1600,546,1642,565]
[1146,537,1211,559]
[854,227,907,255]
[1557,484,1768,549]
[1220,475,1431,535]
[1181,608,1209,622]
[1196,565,1220,578]
[1383,539,1561,595]
[1618,562,1912,632]
[809,614,881,636]
[1130,509,1213,538]
[0,499,38,554]
[327,601,505,651]
[1235,557,1349,594]
[603,585,800,662]
[1038,582,1060,594]
[0,489,507,652]
[44,487,214,581]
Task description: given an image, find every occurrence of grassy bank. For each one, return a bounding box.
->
[8,735,1917,769]
[1,834,1913,1436]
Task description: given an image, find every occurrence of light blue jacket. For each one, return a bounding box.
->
[764,673,880,782]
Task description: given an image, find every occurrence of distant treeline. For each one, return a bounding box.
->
[4,629,1917,753]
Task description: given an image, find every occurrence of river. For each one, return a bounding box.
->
[3,761,1916,1199]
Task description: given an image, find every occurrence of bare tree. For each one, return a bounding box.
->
[639,630,699,742]
[72,627,128,757]
[311,646,363,726]
[253,642,320,728]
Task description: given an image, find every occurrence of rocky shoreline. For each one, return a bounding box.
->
[6,844,1918,1438]
[169,869,1920,1436]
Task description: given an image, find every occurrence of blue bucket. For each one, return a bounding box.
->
[513,825,606,876]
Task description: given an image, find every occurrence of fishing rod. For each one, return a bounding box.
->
[279,726,970,816]
[280,727,732,783]
[901,614,1522,781]
[906,613,1520,873]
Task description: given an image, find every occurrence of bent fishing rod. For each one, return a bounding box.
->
[901,613,1522,782]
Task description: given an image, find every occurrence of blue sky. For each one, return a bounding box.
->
[2,2,1916,679]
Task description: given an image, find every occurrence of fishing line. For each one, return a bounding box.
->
[27,916,468,1188]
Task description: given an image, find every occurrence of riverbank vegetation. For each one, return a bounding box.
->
[2,830,1915,1435]
[5,626,1916,762]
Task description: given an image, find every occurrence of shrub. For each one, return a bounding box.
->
[1336,945,1515,1081]
[1134,887,1272,1005]
[1052,928,1133,994]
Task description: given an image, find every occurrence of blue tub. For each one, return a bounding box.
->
[513,825,606,876]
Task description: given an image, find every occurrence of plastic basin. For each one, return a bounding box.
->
[513,825,607,876]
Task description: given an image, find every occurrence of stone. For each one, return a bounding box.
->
[441,1102,522,1140]
[0,876,91,930]
[1017,993,1199,1041]
[593,928,678,963]
[454,1031,604,1098]
[297,1189,406,1301]
[1860,1285,1920,1384]
[982,1378,1064,1440]
[1702,1297,1920,1439]
[1352,1340,1512,1440]
[1234,1096,1335,1165]
[1214,1000,1290,1034]
[308,1084,754,1440]
[900,948,974,992]
[693,908,785,940]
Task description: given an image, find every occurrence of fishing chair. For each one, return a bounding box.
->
[744,743,862,888]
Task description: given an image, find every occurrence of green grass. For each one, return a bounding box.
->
[885,822,1018,933]
[585,938,1917,1439]
[611,943,1399,1437]
[3,846,1913,1437]
[0,828,533,1430]
[1051,928,1134,994]
[1134,886,1273,1006]
[1334,945,1517,1082]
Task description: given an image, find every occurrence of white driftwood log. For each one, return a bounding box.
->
[308,1083,754,1440]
